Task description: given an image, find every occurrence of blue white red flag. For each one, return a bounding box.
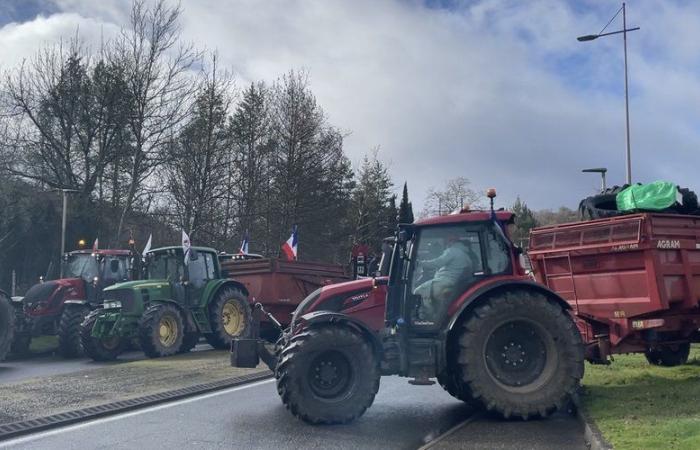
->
[142,234,153,256]
[281,225,298,260]
[239,231,249,255]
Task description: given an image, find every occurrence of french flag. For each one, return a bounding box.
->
[239,231,249,255]
[281,225,298,260]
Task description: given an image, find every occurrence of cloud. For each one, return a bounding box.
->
[1,0,699,212]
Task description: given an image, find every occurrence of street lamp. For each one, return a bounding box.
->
[57,188,79,277]
[577,2,639,185]
[582,167,608,192]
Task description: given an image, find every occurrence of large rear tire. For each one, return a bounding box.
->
[80,310,125,361]
[458,291,584,419]
[276,326,380,424]
[0,294,14,361]
[138,304,184,358]
[204,288,252,349]
[645,342,690,367]
[58,304,89,358]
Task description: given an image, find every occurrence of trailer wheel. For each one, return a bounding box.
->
[205,288,252,349]
[138,304,184,358]
[458,291,584,419]
[276,325,380,424]
[645,342,691,367]
[0,294,14,361]
[80,310,124,361]
[57,304,89,358]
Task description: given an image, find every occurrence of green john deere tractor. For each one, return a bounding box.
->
[80,246,253,360]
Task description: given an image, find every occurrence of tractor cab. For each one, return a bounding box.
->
[385,209,520,332]
[62,250,132,303]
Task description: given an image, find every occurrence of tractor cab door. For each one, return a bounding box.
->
[404,222,512,332]
[184,251,217,308]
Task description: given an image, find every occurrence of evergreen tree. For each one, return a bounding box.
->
[511,197,538,247]
[398,182,414,223]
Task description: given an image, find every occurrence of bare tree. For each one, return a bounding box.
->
[164,54,233,240]
[110,0,200,241]
[421,176,482,217]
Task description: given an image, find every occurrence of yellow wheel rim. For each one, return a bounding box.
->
[158,315,179,347]
[222,300,245,337]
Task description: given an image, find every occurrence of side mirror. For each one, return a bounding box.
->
[110,260,120,273]
[189,250,199,261]
[398,230,410,244]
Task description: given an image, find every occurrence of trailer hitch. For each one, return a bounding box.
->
[230,303,281,371]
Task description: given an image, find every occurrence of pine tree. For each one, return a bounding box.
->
[398,182,414,223]
[511,197,538,248]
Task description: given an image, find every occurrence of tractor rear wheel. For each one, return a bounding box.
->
[204,288,252,349]
[276,325,380,424]
[458,291,584,419]
[645,342,690,367]
[139,304,184,358]
[179,333,200,353]
[58,304,89,358]
[0,294,14,361]
[80,310,124,361]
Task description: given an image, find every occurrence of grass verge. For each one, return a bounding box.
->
[582,345,700,449]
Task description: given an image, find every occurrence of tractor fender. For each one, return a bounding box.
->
[204,279,250,305]
[447,279,571,333]
[63,299,88,306]
[299,311,383,357]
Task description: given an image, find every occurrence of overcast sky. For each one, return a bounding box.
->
[1,0,698,211]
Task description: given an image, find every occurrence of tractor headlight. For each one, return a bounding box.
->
[103,300,122,310]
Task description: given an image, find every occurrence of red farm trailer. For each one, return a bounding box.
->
[529,213,700,366]
[220,257,349,337]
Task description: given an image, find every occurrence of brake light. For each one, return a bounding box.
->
[631,319,665,330]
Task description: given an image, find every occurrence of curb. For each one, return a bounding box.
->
[572,391,613,450]
[0,369,273,442]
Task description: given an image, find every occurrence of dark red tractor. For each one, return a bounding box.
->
[232,190,584,424]
[12,248,135,358]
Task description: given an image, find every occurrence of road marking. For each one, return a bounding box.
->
[417,412,482,450]
[0,378,275,448]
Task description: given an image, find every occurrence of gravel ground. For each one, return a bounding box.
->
[0,350,267,424]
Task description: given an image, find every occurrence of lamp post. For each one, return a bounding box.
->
[577,2,639,185]
[58,188,79,277]
[582,167,608,192]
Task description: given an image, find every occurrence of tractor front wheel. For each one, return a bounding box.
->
[80,310,124,361]
[0,294,14,361]
[645,342,690,367]
[205,288,252,349]
[276,325,380,424]
[138,304,184,358]
[58,304,89,358]
[458,291,584,419]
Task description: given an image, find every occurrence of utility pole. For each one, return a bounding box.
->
[58,189,79,277]
[577,3,639,185]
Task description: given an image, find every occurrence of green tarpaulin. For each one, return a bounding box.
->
[616,181,681,212]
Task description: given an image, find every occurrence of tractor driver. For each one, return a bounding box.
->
[413,233,473,321]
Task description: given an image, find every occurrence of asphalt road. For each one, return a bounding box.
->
[0,344,213,385]
[0,376,586,450]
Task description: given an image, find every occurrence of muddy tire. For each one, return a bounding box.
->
[458,290,584,419]
[437,370,480,406]
[645,342,690,367]
[81,310,124,361]
[139,304,184,358]
[276,325,380,424]
[179,333,200,353]
[58,304,89,358]
[204,288,252,349]
[0,294,14,361]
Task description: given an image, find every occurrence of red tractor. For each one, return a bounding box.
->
[232,191,584,424]
[12,248,136,358]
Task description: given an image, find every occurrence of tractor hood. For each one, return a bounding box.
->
[104,279,171,292]
[290,277,386,329]
[23,278,85,313]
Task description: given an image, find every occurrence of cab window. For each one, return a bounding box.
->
[204,252,216,279]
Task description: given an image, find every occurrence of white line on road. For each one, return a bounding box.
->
[0,378,275,448]
[417,412,482,450]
